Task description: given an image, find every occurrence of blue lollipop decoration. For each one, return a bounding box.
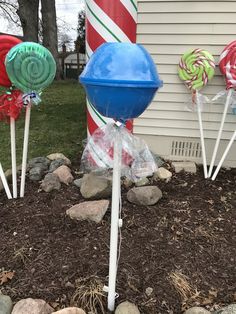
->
[80,42,162,122]
[79,42,163,312]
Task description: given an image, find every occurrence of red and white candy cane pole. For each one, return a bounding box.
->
[85,0,137,136]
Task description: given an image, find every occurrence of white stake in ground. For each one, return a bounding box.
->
[0,162,12,199]
[107,133,122,311]
[211,130,236,180]
[20,104,31,198]
[196,91,208,179]
[208,89,233,178]
[10,117,17,198]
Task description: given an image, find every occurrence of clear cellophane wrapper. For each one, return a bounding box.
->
[184,92,209,113]
[212,90,236,114]
[80,123,157,182]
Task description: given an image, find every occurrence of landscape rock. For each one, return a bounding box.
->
[0,166,22,188]
[52,308,86,314]
[47,153,71,166]
[80,173,112,199]
[135,177,149,187]
[41,173,61,192]
[66,200,109,223]
[29,166,45,181]
[184,307,211,314]
[154,167,172,181]
[0,294,13,314]
[12,298,53,314]
[214,304,236,314]
[145,287,153,296]
[28,157,50,171]
[73,178,83,188]
[172,161,197,174]
[127,186,162,206]
[4,165,22,183]
[49,159,67,172]
[115,301,140,314]
[123,177,133,189]
[53,165,73,185]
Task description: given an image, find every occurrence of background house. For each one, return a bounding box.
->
[134,0,236,167]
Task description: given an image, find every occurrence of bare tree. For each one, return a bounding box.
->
[41,0,61,79]
[17,0,39,42]
[77,9,85,53]
[0,0,19,26]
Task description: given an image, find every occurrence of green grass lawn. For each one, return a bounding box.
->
[0,80,87,169]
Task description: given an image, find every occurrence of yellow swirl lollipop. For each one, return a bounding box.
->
[178,48,215,90]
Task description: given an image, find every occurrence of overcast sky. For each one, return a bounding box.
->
[1,0,85,41]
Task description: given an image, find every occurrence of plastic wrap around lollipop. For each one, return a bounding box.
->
[80,42,163,122]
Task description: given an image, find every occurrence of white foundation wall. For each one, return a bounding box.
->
[135,0,236,167]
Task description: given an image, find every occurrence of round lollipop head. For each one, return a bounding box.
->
[178,48,215,91]
[5,42,56,93]
[0,35,22,87]
[219,40,236,90]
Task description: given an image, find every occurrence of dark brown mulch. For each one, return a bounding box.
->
[0,166,236,314]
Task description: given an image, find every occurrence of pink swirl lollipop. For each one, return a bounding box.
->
[219,40,236,90]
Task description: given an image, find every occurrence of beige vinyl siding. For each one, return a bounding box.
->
[135,1,236,165]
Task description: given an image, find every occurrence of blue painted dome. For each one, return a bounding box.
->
[80,42,163,121]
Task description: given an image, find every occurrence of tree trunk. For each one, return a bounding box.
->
[17,0,39,42]
[41,0,61,79]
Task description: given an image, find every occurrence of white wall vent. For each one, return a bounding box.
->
[171,140,202,158]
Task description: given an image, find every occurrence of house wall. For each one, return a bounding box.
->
[135,0,236,166]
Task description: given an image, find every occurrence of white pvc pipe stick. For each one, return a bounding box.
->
[208,89,233,178]
[20,105,31,198]
[108,135,121,312]
[10,118,17,198]
[0,163,12,199]
[196,91,208,178]
[211,130,236,181]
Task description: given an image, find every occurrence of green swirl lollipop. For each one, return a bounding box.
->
[5,42,56,93]
[178,48,215,91]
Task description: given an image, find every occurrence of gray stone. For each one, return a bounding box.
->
[28,157,50,171]
[0,294,13,314]
[12,298,53,314]
[172,161,197,174]
[4,165,22,183]
[53,165,74,185]
[41,173,61,192]
[123,177,133,189]
[47,153,71,166]
[0,165,22,189]
[145,287,153,296]
[214,304,236,314]
[29,166,45,181]
[80,173,112,199]
[184,307,211,314]
[115,301,140,314]
[127,186,162,206]
[49,159,67,172]
[135,177,149,187]
[66,200,109,223]
[73,178,83,188]
[52,308,86,314]
[154,167,172,181]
